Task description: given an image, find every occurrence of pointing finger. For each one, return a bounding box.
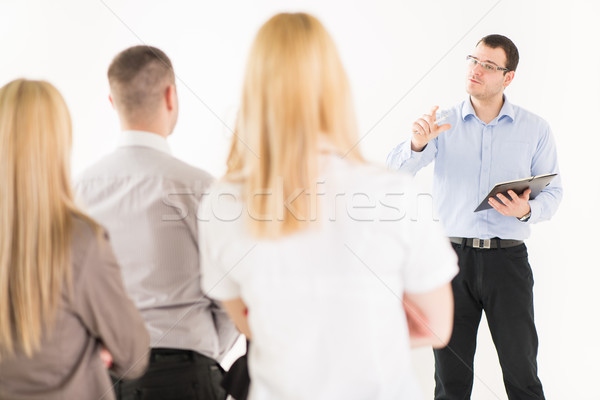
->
[430,105,439,117]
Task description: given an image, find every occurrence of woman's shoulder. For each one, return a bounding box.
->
[69,214,108,272]
[71,213,105,241]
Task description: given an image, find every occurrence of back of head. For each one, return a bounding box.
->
[477,34,519,72]
[107,45,175,125]
[0,79,95,359]
[228,12,363,238]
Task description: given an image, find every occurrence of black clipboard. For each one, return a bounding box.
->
[474,173,557,212]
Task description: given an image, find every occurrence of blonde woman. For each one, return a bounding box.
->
[0,79,149,399]
[200,13,459,399]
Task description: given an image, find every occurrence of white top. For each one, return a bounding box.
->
[75,130,238,361]
[200,155,458,399]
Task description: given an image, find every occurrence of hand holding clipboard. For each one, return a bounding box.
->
[475,173,557,213]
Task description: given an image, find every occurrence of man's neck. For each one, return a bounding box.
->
[121,124,170,139]
[470,95,504,124]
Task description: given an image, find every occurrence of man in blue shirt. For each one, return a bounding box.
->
[387,35,561,399]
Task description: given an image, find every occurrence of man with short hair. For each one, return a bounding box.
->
[387,34,562,399]
[76,45,237,400]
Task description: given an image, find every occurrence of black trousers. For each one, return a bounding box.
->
[111,348,226,400]
[433,242,545,400]
[221,340,250,400]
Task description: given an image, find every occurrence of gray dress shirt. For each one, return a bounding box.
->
[0,216,149,400]
[74,130,237,362]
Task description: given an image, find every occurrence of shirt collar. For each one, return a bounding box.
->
[461,95,515,124]
[117,130,172,155]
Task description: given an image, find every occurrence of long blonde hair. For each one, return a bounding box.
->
[0,79,99,359]
[226,12,364,238]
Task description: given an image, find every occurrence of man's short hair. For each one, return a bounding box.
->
[477,34,519,73]
[107,45,175,120]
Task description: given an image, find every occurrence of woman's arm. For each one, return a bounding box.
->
[222,298,252,340]
[74,231,150,379]
[404,282,453,349]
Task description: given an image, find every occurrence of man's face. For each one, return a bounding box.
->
[465,43,514,101]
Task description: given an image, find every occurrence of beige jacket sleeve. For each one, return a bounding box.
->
[72,230,150,379]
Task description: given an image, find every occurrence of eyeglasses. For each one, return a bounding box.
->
[466,56,509,72]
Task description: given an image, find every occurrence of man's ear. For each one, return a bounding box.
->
[503,70,515,88]
[108,94,115,109]
[165,85,176,111]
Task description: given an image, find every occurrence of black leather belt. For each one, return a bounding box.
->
[150,348,215,364]
[449,237,524,249]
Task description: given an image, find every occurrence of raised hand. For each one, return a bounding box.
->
[411,105,451,152]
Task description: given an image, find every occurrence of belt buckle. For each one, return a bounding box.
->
[473,238,491,249]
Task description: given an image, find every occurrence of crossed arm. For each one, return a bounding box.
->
[217,284,453,350]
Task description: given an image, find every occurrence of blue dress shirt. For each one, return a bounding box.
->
[386,96,562,240]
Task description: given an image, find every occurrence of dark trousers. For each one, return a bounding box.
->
[111,348,226,400]
[221,340,250,400]
[434,242,545,400]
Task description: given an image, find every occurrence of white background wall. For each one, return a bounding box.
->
[2,1,598,398]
